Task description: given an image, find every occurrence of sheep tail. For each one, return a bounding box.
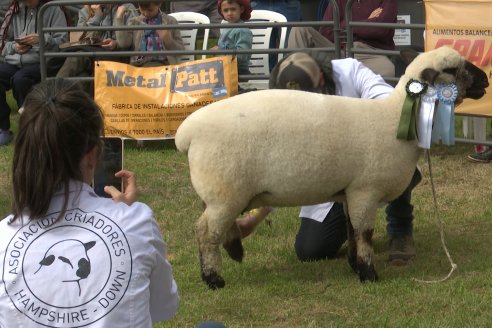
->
[174,119,193,153]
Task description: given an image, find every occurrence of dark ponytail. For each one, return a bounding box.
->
[11,78,103,222]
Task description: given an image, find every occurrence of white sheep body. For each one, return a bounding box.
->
[175,46,487,288]
[177,89,418,211]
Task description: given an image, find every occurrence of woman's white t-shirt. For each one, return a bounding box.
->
[0,181,178,327]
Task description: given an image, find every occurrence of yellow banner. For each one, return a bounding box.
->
[94,56,238,138]
[425,0,492,116]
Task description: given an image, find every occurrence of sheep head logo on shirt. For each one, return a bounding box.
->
[34,239,96,296]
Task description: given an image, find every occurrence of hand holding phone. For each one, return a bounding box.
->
[104,170,139,205]
[93,137,124,198]
[14,37,27,45]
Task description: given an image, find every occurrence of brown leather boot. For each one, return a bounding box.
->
[388,234,416,265]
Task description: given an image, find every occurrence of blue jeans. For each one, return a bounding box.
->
[250,0,301,69]
[0,62,41,130]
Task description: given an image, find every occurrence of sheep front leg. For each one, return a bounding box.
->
[345,197,378,283]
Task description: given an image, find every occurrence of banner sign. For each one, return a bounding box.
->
[94,56,238,138]
[425,0,492,116]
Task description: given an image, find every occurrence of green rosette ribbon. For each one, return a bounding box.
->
[397,79,428,140]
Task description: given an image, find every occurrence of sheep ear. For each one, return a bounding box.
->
[420,68,440,85]
[400,48,420,66]
[84,241,96,251]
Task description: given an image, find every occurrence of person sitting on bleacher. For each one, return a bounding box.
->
[212,0,253,76]
[0,0,67,146]
[56,3,137,82]
[115,1,184,67]
[288,0,397,78]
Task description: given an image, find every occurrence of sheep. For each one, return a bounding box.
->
[175,46,489,289]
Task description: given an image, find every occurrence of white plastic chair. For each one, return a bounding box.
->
[244,10,288,89]
[169,12,210,63]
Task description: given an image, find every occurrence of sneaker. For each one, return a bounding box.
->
[18,106,24,114]
[388,234,416,265]
[0,130,13,146]
[467,147,492,163]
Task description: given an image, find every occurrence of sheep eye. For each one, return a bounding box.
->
[58,256,74,269]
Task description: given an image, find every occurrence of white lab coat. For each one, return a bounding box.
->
[299,58,394,222]
[0,181,178,328]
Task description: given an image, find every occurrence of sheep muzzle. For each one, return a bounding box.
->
[462,61,489,100]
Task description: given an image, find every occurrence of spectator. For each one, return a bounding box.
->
[170,1,223,37]
[56,4,137,80]
[250,0,302,69]
[250,0,301,22]
[115,1,184,67]
[212,0,253,76]
[467,139,492,163]
[0,0,67,146]
[239,51,421,263]
[288,0,397,78]
[0,79,179,327]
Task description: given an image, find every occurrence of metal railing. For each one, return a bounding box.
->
[37,0,341,81]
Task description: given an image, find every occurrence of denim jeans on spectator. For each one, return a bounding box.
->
[0,62,41,130]
[250,0,301,69]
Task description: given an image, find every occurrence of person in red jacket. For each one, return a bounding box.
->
[288,0,397,78]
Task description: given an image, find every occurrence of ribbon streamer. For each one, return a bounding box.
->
[417,86,437,149]
[432,83,458,146]
[397,79,427,141]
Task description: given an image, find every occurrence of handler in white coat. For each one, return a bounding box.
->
[0,79,178,327]
[240,51,421,263]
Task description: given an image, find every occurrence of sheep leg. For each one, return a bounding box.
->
[196,205,244,289]
[344,202,358,274]
[222,222,244,262]
[354,228,378,282]
[345,196,378,283]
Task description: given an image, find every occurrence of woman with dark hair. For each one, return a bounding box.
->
[0,79,178,327]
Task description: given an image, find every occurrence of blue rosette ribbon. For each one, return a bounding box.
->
[432,83,458,145]
[397,79,428,141]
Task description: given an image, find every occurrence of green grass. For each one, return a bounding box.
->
[2,115,492,327]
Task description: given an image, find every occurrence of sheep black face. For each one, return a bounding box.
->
[461,61,489,100]
[420,60,488,104]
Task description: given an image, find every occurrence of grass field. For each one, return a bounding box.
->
[2,111,492,327]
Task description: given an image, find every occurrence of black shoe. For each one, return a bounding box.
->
[467,148,492,163]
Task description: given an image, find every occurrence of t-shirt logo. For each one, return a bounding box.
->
[2,208,133,327]
[34,239,96,296]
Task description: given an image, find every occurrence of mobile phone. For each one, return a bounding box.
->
[93,137,124,198]
[14,38,27,45]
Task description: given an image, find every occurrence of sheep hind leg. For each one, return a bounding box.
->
[196,207,238,289]
[222,222,244,262]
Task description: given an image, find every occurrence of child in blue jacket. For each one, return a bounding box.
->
[214,0,253,75]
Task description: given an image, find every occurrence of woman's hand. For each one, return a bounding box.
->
[15,42,31,54]
[157,30,172,45]
[104,170,139,205]
[101,38,117,50]
[116,5,127,19]
[90,4,104,15]
[368,7,383,19]
[19,34,39,46]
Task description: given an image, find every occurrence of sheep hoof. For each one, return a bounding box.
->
[347,255,358,274]
[202,272,226,289]
[358,263,378,283]
[223,238,244,262]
